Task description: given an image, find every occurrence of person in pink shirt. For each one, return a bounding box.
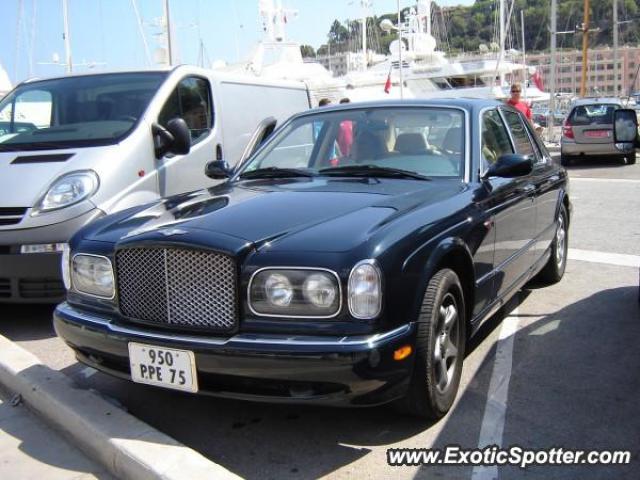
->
[337,98,353,157]
[506,83,532,122]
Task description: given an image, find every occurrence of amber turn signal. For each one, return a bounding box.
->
[393,345,413,361]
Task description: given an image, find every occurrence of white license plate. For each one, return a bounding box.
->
[128,343,198,393]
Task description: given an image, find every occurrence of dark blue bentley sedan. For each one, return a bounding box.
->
[54,99,570,419]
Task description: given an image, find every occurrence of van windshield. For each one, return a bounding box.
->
[0,72,167,151]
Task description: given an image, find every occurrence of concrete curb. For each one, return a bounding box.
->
[0,334,241,480]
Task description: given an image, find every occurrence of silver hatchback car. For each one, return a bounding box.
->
[560,98,637,166]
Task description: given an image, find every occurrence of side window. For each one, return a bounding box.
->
[502,110,535,157]
[258,122,317,169]
[523,121,545,164]
[482,109,514,167]
[159,77,213,145]
[0,89,52,134]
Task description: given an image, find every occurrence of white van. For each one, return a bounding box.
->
[0,65,311,302]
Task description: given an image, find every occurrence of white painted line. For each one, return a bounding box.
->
[79,366,97,379]
[471,307,519,480]
[570,177,640,184]
[568,248,640,268]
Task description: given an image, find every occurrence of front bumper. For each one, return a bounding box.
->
[54,302,417,406]
[0,209,103,303]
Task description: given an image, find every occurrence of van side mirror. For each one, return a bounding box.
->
[205,159,231,179]
[613,109,639,144]
[483,154,533,179]
[152,118,191,158]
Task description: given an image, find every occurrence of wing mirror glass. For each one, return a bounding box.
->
[613,108,639,143]
[152,118,191,158]
[483,154,533,179]
[205,159,231,179]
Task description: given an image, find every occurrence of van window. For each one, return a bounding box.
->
[0,72,167,151]
[159,77,213,145]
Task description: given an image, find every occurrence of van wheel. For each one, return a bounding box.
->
[627,154,637,165]
[560,155,572,166]
[396,269,465,420]
[536,204,569,284]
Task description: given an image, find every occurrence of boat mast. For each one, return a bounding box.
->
[397,0,404,99]
[498,0,505,85]
[164,0,174,66]
[549,0,557,137]
[613,0,619,95]
[579,0,590,96]
[521,10,527,101]
[62,0,72,73]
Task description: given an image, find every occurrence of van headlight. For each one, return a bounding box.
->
[34,171,99,214]
[71,254,114,299]
[348,260,382,319]
[249,268,341,317]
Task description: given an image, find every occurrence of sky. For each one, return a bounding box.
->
[0,0,474,85]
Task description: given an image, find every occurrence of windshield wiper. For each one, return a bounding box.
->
[239,167,316,179]
[319,165,431,180]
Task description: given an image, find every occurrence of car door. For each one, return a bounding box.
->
[480,108,536,300]
[156,76,218,197]
[523,121,563,263]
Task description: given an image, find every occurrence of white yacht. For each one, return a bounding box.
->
[0,64,12,99]
[341,0,548,102]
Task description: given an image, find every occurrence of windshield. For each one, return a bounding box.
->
[0,72,167,151]
[241,107,465,179]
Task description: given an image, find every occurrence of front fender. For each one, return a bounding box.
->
[403,236,475,326]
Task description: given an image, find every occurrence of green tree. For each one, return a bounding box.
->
[300,44,316,58]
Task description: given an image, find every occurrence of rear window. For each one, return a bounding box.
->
[568,104,617,126]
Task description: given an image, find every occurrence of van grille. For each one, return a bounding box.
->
[116,247,237,332]
[0,208,27,226]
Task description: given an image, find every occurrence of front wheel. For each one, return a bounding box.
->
[627,154,637,165]
[396,269,466,420]
[536,204,569,284]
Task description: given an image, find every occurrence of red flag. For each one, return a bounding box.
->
[532,69,544,91]
[384,71,392,94]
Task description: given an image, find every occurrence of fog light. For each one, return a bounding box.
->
[20,243,67,254]
[393,345,413,361]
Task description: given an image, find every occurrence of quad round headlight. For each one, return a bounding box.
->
[249,269,341,317]
[264,273,294,307]
[303,273,337,308]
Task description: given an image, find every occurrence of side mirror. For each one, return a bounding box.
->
[613,108,639,143]
[152,118,191,158]
[483,154,533,179]
[205,159,231,179]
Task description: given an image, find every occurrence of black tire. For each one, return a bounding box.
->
[560,155,572,167]
[396,269,466,420]
[536,204,569,284]
[627,154,637,165]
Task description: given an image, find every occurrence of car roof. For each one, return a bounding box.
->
[297,98,506,119]
[571,97,622,107]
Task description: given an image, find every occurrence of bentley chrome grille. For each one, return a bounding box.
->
[116,247,237,332]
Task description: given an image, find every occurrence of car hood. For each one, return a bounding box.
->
[81,177,466,253]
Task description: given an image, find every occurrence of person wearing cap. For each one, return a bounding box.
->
[506,83,532,122]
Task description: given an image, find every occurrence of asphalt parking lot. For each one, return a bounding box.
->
[1,156,639,480]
